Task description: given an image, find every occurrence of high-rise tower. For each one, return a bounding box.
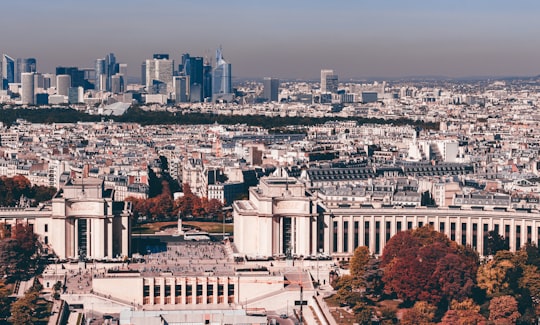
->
[16,58,37,83]
[21,72,35,105]
[263,77,280,102]
[2,54,15,89]
[320,69,338,93]
[212,47,232,102]
[145,55,174,94]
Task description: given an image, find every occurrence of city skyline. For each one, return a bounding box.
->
[2,0,540,80]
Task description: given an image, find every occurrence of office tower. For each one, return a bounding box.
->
[95,58,106,91]
[118,63,127,80]
[180,53,190,74]
[43,73,55,89]
[203,62,212,101]
[320,69,338,93]
[34,73,44,89]
[111,74,124,94]
[68,87,84,104]
[56,74,71,96]
[141,62,146,86]
[2,54,15,89]
[16,58,37,83]
[187,57,203,102]
[145,55,173,94]
[105,53,117,91]
[212,47,232,102]
[263,77,280,102]
[173,76,189,103]
[56,67,87,89]
[21,72,35,105]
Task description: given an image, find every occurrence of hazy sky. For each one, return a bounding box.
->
[2,0,540,80]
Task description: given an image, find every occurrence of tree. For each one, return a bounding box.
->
[10,290,39,325]
[353,301,372,325]
[488,295,520,325]
[382,227,477,305]
[380,230,420,266]
[401,301,436,325]
[485,230,509,256]
[519,265,540,307]
[350,246,370,279]
[476,250,524,297]
[362,257,384,298]
[0,280,12,321]
[440,299,487,325]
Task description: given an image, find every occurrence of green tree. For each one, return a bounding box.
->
[353,301,372,325]
[0,280,12,321]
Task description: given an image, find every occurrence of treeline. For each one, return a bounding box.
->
[0,107,439,130]
[127,183,223,221]
[0,175,56,207]
[334,226,540,324]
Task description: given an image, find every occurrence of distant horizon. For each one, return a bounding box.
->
[2,0,540,80]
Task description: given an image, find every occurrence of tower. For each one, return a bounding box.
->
[263,77,280,102]
[145,55,174,94]
[173,76,189,103]
[320,69,338,93]
[105,53,117,92]
[2,54,15,90]
[56,75,71,96]
[21,72,35,105]
[95,58,106,91]
[212,47,232,102]
[187,56,203,102]
[16,58,37,83]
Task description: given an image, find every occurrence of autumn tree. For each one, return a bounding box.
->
[382,226,478,306]
[489,295,520,325]
[476,250,525,297]
[440,299,487,325]
[401,301,436,325]
[350,246,370,280]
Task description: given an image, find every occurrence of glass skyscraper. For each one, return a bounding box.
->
[2,54,15,89]
[212,47,232,102]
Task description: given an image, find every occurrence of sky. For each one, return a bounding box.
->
[2,0,540,80]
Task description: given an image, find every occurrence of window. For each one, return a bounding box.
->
[44,224,48,232]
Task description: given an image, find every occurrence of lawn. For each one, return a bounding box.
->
[132,220,233,235]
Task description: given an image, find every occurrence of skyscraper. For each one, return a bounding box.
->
[263,77,280,102]
[21,72,35,105]
[56,67,87,89]
[145,55,174,94]
[111,74,124,94]
[320,69,338,93]
[203,62,212,101]
[173,76,189,103]
[56,75,71,96]
[16,58,37,83]
[105,53,117,92]
[188,56,203,102]
[95,58,106,91]
[2,54,15,89]
[212,47,232,102]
